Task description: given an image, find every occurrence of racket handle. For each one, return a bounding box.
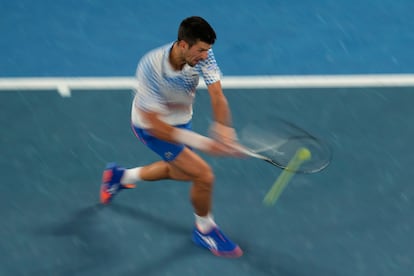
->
[233,144,265,159]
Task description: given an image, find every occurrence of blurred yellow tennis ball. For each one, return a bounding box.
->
[298,147,312,161]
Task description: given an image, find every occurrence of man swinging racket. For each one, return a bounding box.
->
[100,16,243,258]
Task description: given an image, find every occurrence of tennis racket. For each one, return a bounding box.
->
[237,117,332,174]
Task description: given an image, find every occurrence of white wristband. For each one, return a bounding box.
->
[172,128,213,151]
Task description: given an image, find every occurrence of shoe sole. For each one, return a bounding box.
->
[100,169,113,204]
[212,246,243,258]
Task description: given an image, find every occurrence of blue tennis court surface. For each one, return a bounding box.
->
[1,87,413,275]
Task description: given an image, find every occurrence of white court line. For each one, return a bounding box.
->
[0,77,136,97]
[0,74,414,97]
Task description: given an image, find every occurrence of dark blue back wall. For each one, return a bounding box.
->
[1,0,413,76]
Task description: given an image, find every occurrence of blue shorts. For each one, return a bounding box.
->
[132,122,192,162]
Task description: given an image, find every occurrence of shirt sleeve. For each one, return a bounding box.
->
[199,48,222,86]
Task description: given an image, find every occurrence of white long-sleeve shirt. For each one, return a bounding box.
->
[131,42,221,128]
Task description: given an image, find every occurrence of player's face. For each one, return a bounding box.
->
[183,40,211,67]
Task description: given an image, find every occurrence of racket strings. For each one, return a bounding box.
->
[239,120,332,174]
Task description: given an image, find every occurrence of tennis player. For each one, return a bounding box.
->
[100,16,243,258]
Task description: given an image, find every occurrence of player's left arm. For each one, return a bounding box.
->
[208,81,237,144]
[208,81,231,126]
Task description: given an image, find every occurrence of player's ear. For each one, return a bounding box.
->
[177,40,188,49]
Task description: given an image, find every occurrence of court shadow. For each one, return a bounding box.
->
[33,203,105,237]
[30,203,198,275]
[107,203,208,275]
[30,203,117,276]
[109,202,190,236]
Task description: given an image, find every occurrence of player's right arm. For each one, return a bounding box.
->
[138,108,238,156]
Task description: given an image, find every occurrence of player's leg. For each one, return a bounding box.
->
[167,148,242,257]
[133,160,195,182]
[100,124,191,204]
[100,123,242,256]
[168,147,214,216]
[118,146,214,215]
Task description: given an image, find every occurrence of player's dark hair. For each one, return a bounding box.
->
[177,16,216,47]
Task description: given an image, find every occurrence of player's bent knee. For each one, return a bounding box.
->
[171,148,215,183]
[200,170,215,185]
[195,163,214,184]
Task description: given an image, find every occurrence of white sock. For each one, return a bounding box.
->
[120,167,142,184]
[195,213,217,234]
